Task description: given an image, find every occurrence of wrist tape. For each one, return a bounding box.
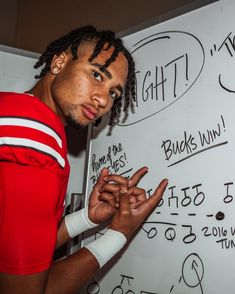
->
[84,229,127,268]
[65,207,97,238]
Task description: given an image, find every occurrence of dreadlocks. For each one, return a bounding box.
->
[34,25,136,129]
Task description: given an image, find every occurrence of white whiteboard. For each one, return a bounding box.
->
[0,45,39,92]
[82,0,235,293]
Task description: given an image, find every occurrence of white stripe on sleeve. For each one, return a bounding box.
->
[0,117,62,148]
[0,137,65,168]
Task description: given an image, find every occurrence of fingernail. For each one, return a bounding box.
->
[120,186,128,193]
[164,179,169,189]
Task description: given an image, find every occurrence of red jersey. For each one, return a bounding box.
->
[0,92,70,274]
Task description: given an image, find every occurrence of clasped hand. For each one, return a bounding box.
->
[88,167,168,240]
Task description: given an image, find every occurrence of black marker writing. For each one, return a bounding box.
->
[90,142,129,184]
[161,115,227,167]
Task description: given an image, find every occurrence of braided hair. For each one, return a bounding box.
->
[34,25,136,129]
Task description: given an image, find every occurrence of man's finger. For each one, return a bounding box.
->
[99,183,121,194]
[129,187,147,203]
[128,167,148,188]
[104,174,128,187]
[93,168,110,191]
[118,187,130,213]
[146,179,168,209]
[98,192,116,207]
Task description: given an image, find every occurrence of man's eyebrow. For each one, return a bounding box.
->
[91,62,112,79]
[91,62,124,96]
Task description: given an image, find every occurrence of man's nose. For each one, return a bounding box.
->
[92,88,109,108]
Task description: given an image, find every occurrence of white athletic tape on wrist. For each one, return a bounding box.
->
[65,207,97,238]
[84,229,127,268]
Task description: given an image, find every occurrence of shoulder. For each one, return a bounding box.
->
[0,92,63,135]
[0,91,69,171]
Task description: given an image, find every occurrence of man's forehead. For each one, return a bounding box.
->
[77,39,120,61]
[68,39,128,76]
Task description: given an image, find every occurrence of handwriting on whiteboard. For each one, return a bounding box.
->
[90,142,131,184]
[86,253,204,294]
[210,31,235,93]
[143,179,235,250]
[161,115,227,167]
[116,31,205,126]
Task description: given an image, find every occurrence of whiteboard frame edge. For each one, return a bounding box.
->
[80,123,93,248]
[0,44,40,59]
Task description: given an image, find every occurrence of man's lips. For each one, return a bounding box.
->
[82,105,98,120]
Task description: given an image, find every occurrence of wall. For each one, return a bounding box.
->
[0,0,196,53]
[0,1,19,47]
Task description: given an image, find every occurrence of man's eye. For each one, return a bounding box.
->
[92,71,102,82]
[110,90,119,100]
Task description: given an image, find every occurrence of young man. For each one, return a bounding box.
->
[0,26,168,293]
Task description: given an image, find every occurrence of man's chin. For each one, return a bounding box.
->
[65,116,87,129]
[65,115,102,129]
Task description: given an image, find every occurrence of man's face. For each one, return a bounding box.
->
[50,41,128,127]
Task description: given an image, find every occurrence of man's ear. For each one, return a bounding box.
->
[50,52,68,75]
